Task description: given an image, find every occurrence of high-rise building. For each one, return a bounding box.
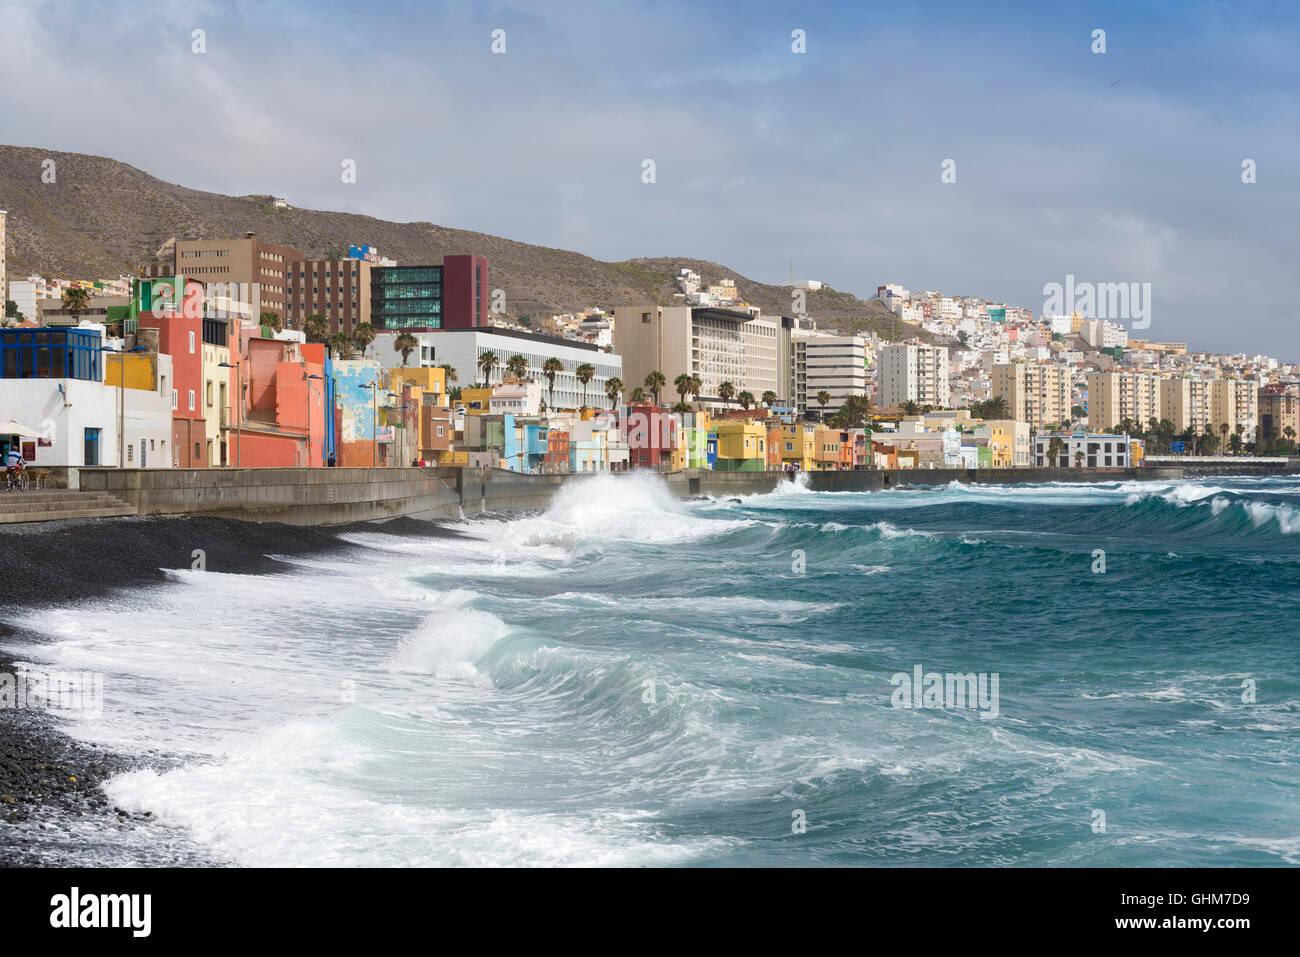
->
[1160,377,1213,434]
[612,305,791,406]
[286,257,373,335]
[0,210,7,312]
[1259,386,1300,444]
[993,362,1071,429]
[161,236,304,322]
[878,343,950,409]
[1087,371,1162,431]
[793,334,869,417]
[1210,379,1258,443]
[370,255,488,331]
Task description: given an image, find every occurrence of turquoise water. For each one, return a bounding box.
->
[11,473,1300,865]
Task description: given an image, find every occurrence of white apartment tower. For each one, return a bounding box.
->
[878,343,950,409]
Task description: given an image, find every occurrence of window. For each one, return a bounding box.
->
[172,389,178,410]
[206,381,213,406]
[188,390,196,411]
[189,331,196,354]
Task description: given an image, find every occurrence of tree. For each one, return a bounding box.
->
[689,375,703,410]
[719,380,736,409]
[828,394,872,429]
[543,357,564,408]
[674,372,694,406]
[576,362,595,408]
[505,354,529,381]
[902,400,919,416]
[816,391,831,417]
[303,314,330,343]
[738,390,755,411]
[260,310,283,333]
[644,371,666,406]
[671,401,693,414]
[395,332,418,367]
[1047,436,1064,467]
[352,321,376,355]
[4,299,19,320]
[629,387,647,403]
[1074,449,1085,468]
[1071,405,1086,419]
[1219,422,1230,454]
[438,363,458,384]
[328,332,354,359]
[604,377,623,410]
[61,287,92,323]
[762,390,777,409]
[477,350,499,384]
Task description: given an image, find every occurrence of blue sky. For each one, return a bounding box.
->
[2,0,1297,357]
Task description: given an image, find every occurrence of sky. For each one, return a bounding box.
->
[1,0,1298,358]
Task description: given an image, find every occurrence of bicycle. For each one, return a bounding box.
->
[4,468,28,492]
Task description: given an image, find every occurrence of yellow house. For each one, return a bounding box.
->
[200,333,230,466]
[387,366,448,408]
[980,419,1030,468]
[460,386,492,415]
[780,422,817,471]
[715,419,767,469]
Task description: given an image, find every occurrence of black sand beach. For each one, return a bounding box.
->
[0,513,466,866]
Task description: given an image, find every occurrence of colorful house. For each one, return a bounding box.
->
[714,419,767,471]
[780,422,816,471]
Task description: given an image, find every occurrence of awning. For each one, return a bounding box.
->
[0,419,43,438]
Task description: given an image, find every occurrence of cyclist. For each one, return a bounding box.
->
[5,447,24,490]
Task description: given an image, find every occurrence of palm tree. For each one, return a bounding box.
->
[604,377,623,410]
[352,321,376,356]
[629,387,647,403]
[476,350,499,385]
[816,391,831,417]
[762,390,777,409]
[674,372,693,406]
[576,362,595,408]
[1074,449,1085,468]
[718,380,736,409]
[260,310,283,333]
[438,363,458,385]
[303,314,330,343]
[1219,422,1230,454]
[689,375,703,410]
[671,401,693,414]
[543,357,564,408]
[738,390,755,411]
[644,371,666,406]
[902,400,919,416]
[328,332,354,359]
[394,332,418,367]
[506,354,529,381]
[1047,436,1064,467]
[61,287,92,324]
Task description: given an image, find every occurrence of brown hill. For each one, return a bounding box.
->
[1,144,921,340]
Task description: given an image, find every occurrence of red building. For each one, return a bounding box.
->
[440,255,489,328]
[622,401,677,469]
[137,278,207,468]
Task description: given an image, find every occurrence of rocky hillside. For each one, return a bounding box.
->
[1,144,919,340]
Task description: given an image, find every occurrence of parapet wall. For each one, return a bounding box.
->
[72,466,462,525]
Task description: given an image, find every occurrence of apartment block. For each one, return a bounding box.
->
[878,343,949,409]
[1087,371,1162,431]
[1259,387,1300,443]
[993,362,1070,430]
[286,257,372,335]
[1210,378,1258,442]
[612,305,790,406]
[1160,377,1213,433]
[166,235,304,322]
[793,334,869,417]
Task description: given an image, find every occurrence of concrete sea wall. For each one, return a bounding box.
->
[59,463,1195,527]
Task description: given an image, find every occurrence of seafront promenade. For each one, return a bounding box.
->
[0,462,1245,527]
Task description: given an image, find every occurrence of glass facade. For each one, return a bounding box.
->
[0,328,102,381]
[371,266,443,330]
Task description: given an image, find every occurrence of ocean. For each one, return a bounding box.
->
[6,472,1299,866]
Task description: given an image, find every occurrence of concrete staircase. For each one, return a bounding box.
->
[0,489,138,524]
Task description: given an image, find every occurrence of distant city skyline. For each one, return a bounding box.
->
[1,0,1297,358]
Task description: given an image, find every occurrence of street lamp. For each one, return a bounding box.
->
[103,344,146,469]
[218,360,242,468]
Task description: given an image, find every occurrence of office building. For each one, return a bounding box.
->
[370,255,488,331]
